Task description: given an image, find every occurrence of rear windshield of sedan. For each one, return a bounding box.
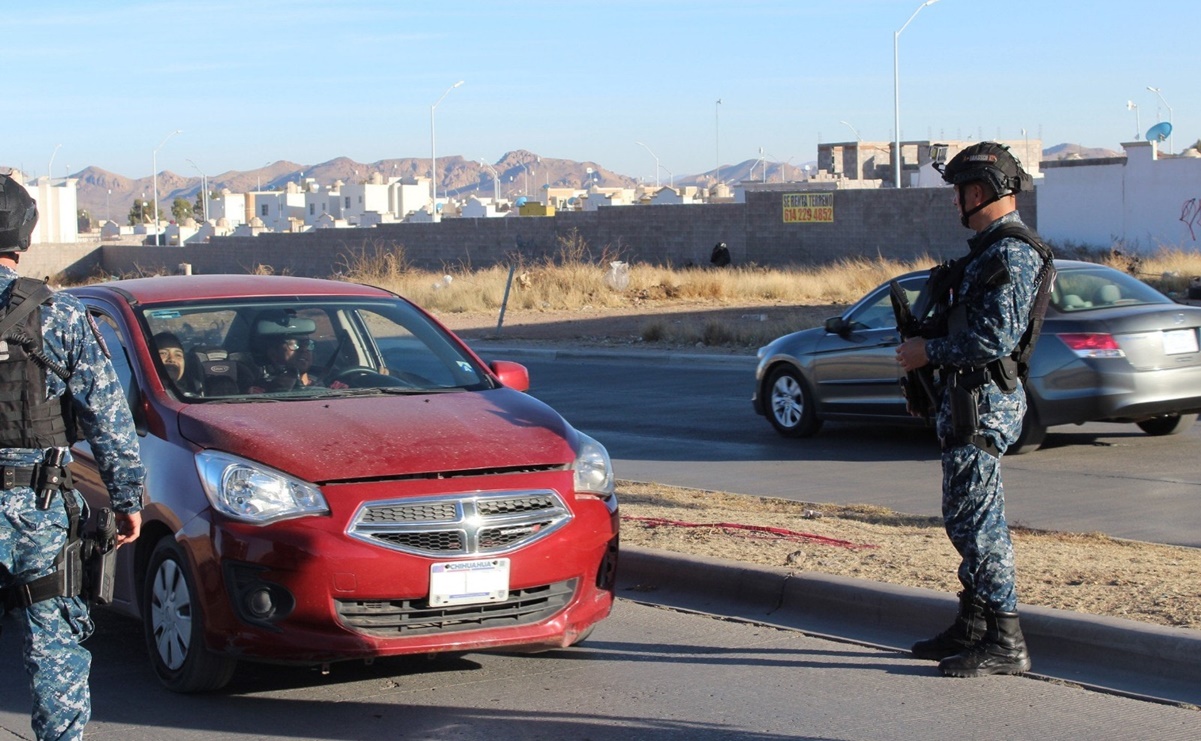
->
[140,297,491,401]
[1051,267,1171,313]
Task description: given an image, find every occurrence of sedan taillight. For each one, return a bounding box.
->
[1057,333,1126,358]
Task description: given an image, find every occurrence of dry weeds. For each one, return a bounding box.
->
[619,481,1201,631]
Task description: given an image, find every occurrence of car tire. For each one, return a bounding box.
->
[765,365,822,438]
[143,538,238,693]
[1009,405,1046,455]
[1136,413,1198,436]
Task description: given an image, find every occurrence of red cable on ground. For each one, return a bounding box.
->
[622,515,876,550]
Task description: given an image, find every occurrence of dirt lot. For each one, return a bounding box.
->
[437,305,1201,632]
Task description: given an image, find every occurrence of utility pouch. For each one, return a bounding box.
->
[949,374,980,440]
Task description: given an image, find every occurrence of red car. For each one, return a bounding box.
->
[68,275,619,692]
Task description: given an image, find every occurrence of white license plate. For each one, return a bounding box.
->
[1163,329,1199,355]
[429,558,510,607]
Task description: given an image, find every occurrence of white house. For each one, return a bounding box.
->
[461,195,505,218]
[388,176,432,220]
[1037,141,1201,251]
[209,190,247,228]
[17,174,80,244]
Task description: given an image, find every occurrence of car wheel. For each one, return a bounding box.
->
[143,539,238,693]
[1136,413,1198,436]
[1009,405,1046,455]
[765,366,822,438]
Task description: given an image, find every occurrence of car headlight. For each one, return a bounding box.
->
[572,431,615,506]
[196,450,329,525]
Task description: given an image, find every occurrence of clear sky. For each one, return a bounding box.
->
[3,0,1197,183]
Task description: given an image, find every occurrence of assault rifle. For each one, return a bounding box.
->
[889,280,938,419]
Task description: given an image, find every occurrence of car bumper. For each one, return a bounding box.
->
[1035,360,1201,425]
[181,472,619,664]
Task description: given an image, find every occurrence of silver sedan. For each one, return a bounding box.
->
[752,260,1201,454]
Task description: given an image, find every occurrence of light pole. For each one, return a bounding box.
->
[106,189,110,224]
[48,143,61,184]
[152,129,182,239]
[715,98,722,181]
[1146,86,1173,153]
[1126,101,1140,141]
[186,159,209,223]
[518,159,531,195]
[430,80,464,215]
[893,0,941,188]
[479,160,500,203]
[839,120,862,142]
[636,141,661,187]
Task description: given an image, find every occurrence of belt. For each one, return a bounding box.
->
[0,465,40,490]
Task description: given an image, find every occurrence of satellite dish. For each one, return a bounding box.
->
[1146,121,1173,143]
[515,196,528,207]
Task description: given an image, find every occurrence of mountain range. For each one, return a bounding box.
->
[60,143,1119,223]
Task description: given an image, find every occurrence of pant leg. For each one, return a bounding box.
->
[940,445,1018,611]
[1,489,93,741]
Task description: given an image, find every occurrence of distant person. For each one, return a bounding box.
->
[710,241,732,268]
[895,142,1054,678]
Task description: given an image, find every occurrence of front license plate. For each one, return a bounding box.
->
[429,558,510,607]
[1163,329,1199,355]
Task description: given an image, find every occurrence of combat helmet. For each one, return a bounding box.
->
[0,173,38,253]
[933,142,1031,227]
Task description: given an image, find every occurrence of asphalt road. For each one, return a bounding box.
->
[2,600,1196,740]
[510,351,1201,548]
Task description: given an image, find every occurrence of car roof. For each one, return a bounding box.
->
[69,274,397,306]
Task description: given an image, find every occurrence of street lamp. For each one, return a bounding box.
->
[479,160,500,203]
[1146,86,1173,153]
[893,0,941,188]
[518,159,531,195]
[839,120,862,142]
[636,141,661,187]
[1126,101,1140,141]
[186,159,209,223]
[714,98,722,180]
[430,80,464,215]
[48,143,61,184]
[152,129,182,239]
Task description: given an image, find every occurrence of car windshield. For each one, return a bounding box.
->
[1050,266,1171,313]
[140,297,492,401]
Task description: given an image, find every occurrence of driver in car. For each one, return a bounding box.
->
[245,311,347,393]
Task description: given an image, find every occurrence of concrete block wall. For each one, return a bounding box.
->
[48,188,1038,281]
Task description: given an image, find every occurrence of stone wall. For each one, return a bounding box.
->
[40,188,1037,280]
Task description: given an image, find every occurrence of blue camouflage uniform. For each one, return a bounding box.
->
[0,265,145,741]
[923,211,1044,613]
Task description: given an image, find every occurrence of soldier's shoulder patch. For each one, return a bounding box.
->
[87,313,112,359]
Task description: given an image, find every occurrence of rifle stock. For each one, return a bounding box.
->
[889,280,938,419]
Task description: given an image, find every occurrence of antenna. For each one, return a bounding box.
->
[1146,121,1173,143]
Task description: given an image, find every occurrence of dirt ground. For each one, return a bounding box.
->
[437,305,1201,632]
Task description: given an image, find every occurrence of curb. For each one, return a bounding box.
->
[617,546,1201,706]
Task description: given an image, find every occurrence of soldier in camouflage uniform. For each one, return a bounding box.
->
[0,174,145,740]
[896,143,1053,678]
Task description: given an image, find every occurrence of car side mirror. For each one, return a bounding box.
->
[490,360,530,392]
[824,316,851,335]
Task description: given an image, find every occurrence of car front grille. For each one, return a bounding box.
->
[335,579,577,637]
[347,490,572,557]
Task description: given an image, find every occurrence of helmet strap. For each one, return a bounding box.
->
[956,182,1001,229]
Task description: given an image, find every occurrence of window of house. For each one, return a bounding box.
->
[345,197,350,209]
[309,204,315,215]
[358,196,363,204]
[260,204,268,217]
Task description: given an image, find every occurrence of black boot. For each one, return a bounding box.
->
[911,591,986,661]
[939,608,1032,677]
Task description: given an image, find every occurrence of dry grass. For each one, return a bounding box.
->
[619,481,1201,631]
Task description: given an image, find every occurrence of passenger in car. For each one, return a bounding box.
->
[153,331,204,395]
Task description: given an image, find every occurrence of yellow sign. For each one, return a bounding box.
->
[782,192,834,223]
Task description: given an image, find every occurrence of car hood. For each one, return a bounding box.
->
[175,389,576,483]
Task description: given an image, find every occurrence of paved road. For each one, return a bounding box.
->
[1,600,1196,740]
[503,350,1201,548]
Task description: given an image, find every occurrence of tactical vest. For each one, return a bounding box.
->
[0,277,70,449]
[925,222,1056,392]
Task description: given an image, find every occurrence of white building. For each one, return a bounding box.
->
[209,189,247,228]
[251,184,306,232]
[15,174,80,244]
[1038,141,1201,251]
